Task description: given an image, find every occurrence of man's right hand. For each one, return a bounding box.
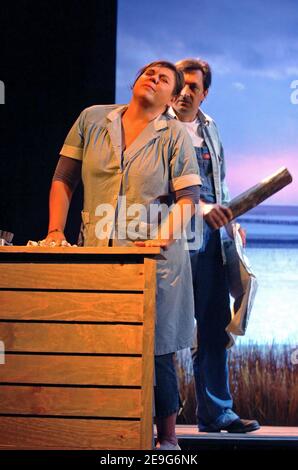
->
[202,202,233,230]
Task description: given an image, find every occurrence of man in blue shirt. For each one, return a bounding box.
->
[171,58,260,433]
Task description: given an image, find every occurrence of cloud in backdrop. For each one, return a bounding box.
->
[116,0,298,204]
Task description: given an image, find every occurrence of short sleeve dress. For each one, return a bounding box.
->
[60,104,201,355]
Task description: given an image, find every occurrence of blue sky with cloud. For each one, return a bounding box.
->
[116,0,298,204]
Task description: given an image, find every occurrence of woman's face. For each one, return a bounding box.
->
[133,66,176,108]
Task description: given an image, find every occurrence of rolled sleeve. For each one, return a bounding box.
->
[170,174,201,191]
[169,124,201,191]
[59,111,85,161]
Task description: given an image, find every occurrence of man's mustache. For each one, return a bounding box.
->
[177,96,191,104]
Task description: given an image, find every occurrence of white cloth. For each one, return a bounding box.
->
[182,119,204,148]
[224,224,258,348]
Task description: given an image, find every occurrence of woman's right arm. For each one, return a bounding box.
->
[44,156,81,245]
[44,180,73,245]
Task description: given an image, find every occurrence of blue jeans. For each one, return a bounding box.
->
[154,353,180,418]
[190,229,239,430]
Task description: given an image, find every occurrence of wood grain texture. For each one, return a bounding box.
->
[0,386,141,417]
[0,355,142,386]
[0,291,144,322]
[0,248,158,450]
[0,263,144,290]
[140,257,156,449]
[227,167,293,219]
[0,246,161,255]
[176,424,298,439]
[0,323,143,354]
[0,417,141,449]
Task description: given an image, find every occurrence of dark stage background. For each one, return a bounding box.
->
[0,0,117,244]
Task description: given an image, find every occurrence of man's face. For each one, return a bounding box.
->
[173,70,208,121]
[133,66,176,108]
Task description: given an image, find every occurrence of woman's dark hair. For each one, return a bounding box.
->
[132,60,184,96]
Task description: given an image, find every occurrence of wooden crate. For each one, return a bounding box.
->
[0,246,159,450]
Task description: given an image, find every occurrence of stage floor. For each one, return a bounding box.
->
[174,425,298,450]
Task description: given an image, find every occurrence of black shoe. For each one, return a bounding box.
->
[202,418,260,433]
[221,418,260,433]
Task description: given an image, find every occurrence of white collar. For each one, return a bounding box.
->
[168,106,211,126]
[108,105,169,131]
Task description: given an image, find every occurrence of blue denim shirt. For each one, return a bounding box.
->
[197,109,230,206]
[168,107,231,257]
[197,110,231,258]
[168,106,229,205]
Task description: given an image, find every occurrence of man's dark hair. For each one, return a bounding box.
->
[133,61,184,96]
[175,58,212,91]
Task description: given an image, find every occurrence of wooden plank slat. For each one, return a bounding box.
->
[0,386,141,418]
[0,291,144,322]
[0,263,144,290]
[0,417,141,449]
[227,167,293,219]
[0,247,158,450]
[0,323,143,354]
[176,424,298,439]
[0,246,161,255]
[0,355,142,386]
[140,258,156,450]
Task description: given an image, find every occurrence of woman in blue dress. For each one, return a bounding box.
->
[45,61,201,449]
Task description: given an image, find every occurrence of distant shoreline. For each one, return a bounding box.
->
[240,203,298,217]
[238,204,298,247]
[246,239,298,248]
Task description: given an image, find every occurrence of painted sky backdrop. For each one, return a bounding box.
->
[116,0,298,205]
